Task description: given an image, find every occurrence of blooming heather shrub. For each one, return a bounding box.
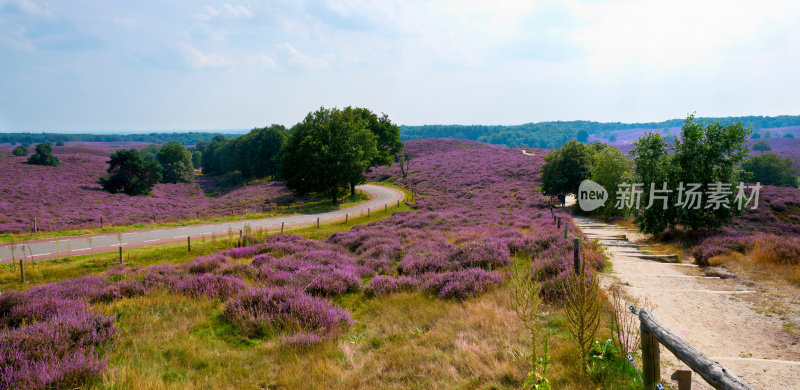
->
[25,275,112,303]
[752,235,800,265]
[449,239,511,270]
[169,274,248,299]
[365,275,420,296]
[691,235,753,266]
[397,241,456,275]
[0,291,116,390]
[0,153,302,233]
[186,253,230,274]
[223,287,352,341]
[251,253,277,268]
[423,268,504,299]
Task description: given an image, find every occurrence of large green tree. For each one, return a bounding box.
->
[280,107,380,204]
[742,153,798,187]
[157,142,194,183]
[752,140,771,154]
[26,143,60,166]
[541,140,594,199]
[100,149,162,195]
[341,107,403,195]
[589,146,634,218]
[630,115,750,234]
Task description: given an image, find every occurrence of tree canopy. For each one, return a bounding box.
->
[752,140,771,153]
[12,145,28,156]
[742,153,798,188]
[157,142,194,183]
[100,149,162,196]
[630,115,751,234]
[26,143,60,166]
[280,107,396,204]
[198,125,287,180]
[541,140,594,198]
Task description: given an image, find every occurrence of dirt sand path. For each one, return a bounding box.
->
[570,213,800,389]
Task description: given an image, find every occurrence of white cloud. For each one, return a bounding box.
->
[277,43,329,70]
[0,24,35,52]
[222,3,252,18]
[191,3,252,21]
[246,53,279,70]
[112,17,138,28]
[180,42,230,68]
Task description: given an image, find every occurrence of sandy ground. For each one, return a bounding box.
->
[568,208,800,389]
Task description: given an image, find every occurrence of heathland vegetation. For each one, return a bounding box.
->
[0,138,646,389]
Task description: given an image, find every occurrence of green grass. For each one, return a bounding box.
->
[92,286,640,389]
[0,186,411,291]
[0,190,372,244]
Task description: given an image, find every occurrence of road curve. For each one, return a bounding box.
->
[0,184,404,263]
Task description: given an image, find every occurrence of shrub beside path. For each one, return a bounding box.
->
[566,196,800,389]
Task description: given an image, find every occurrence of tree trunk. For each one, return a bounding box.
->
[331,187,338,205]
[350,182,356,197]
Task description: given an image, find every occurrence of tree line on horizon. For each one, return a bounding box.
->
[97,107,403,203]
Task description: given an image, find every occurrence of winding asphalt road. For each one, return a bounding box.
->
[0,184,404,263]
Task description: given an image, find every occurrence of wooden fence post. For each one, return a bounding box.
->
[368,208,370,217]
[33,218,38,233]
[280,222,284,234]
[19,258,25,283]
[385,203,387,212]
[573,238,581,273]
[641,320,661,389]
[119,246,123,263]
[100,216,103,228]
[187,236,191,252]
[564,221,569,239]
[557,217,561,229]
[317,217,320,228]
[346,213,348,223]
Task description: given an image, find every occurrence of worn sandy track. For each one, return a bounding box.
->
[571,214,800,389]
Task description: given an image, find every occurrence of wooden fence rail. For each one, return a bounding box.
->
[638,308,755,390]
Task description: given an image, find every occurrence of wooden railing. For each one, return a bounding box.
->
[638,308,755,390]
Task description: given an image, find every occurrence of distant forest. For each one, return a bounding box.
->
[400,115,800,148]
[3,114,800,149]
[0,131,244,146]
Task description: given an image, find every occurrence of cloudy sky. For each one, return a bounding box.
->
[1,0,798,132]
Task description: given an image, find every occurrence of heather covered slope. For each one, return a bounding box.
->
[0,153,294,233]
[1,139,617,389]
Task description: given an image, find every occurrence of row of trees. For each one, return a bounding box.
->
[541,115,798,234]
[196,125,288,180]
[100,142,194,195]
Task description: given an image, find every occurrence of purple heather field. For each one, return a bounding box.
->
[1,138,604,389]
[0,151,295,233]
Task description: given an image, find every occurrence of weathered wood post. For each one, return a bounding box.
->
[564,221,569,239]
[573,238,581,273]
[672,370,692,390]
[557,216,561,229]
[19,258,25,283]
[119,246,123,263]
[346,213,348,223]
[397,200,400,207]
[239,229,243,247]
[187,236,191,252]
[368,208,370,217]
[641,320,661,389]
[385,203,387,212]
[317,217,320,228]
[280,221,284,234]
[100,216,103,228]
[33,218,38,233]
